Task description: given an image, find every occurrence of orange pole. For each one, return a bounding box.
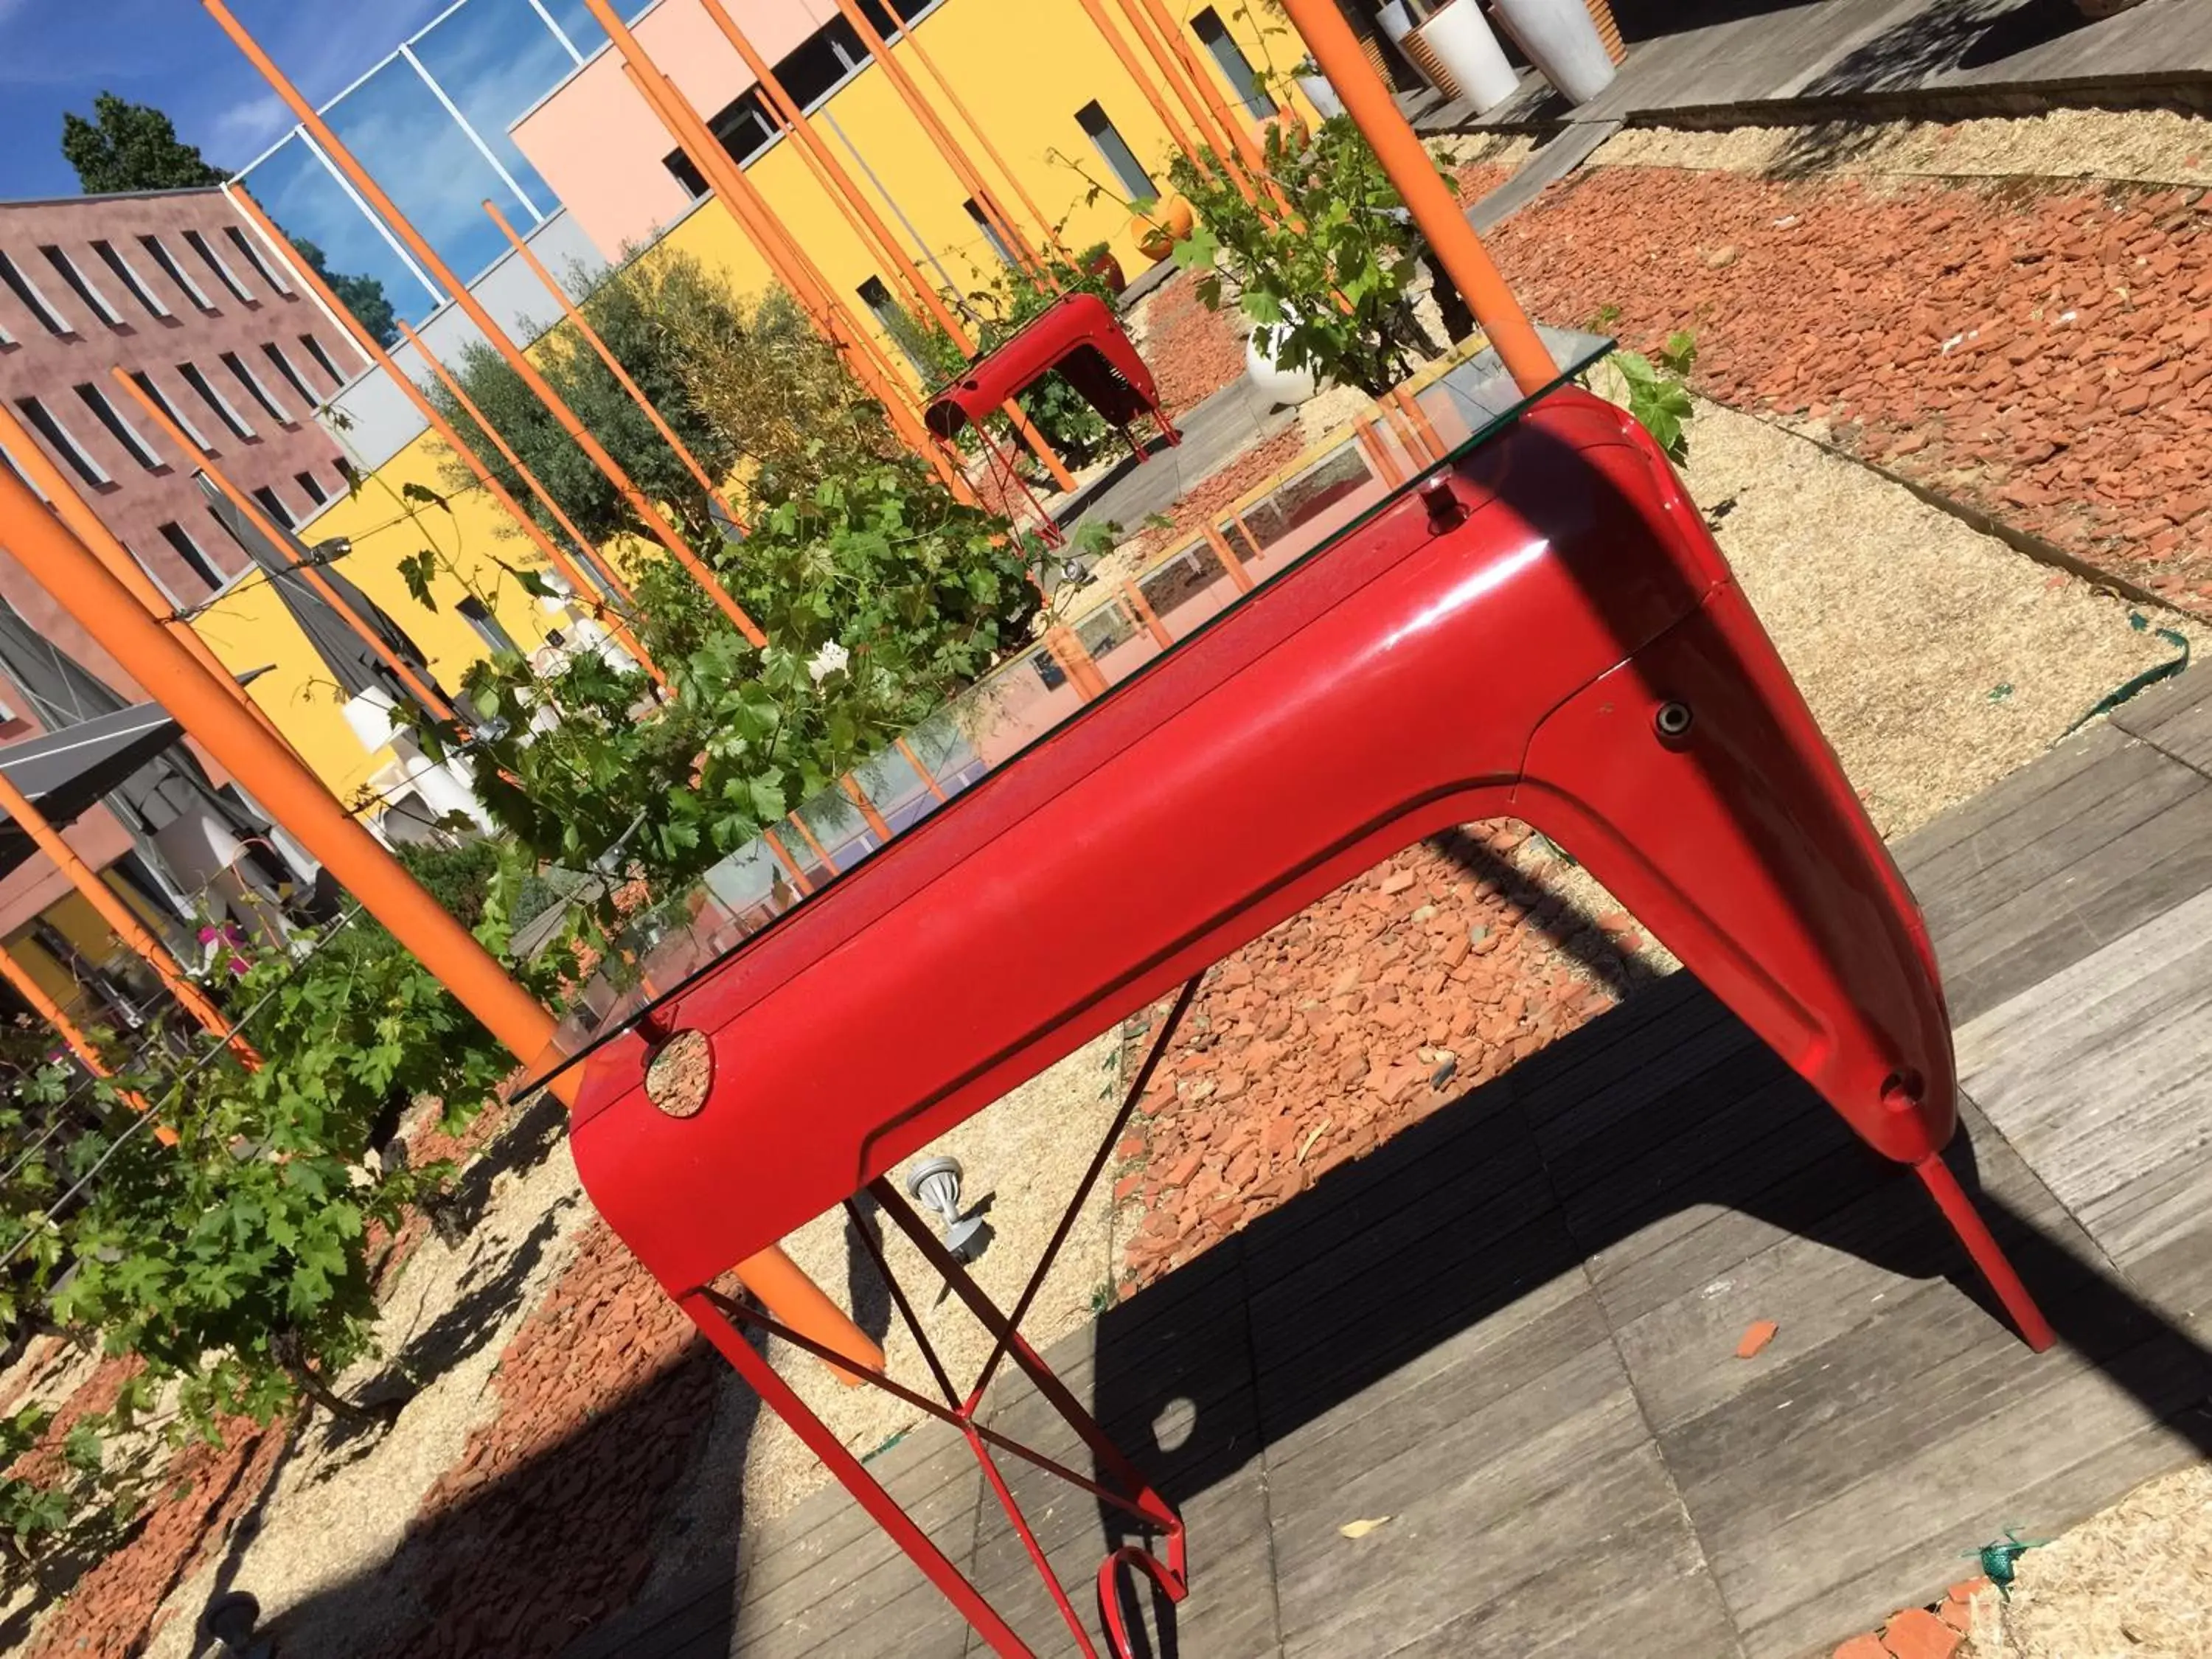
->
[1116,0,1242,170]
[1131,0,1267,176]
[198,1,769,653]
[481,200,754,537]
[786,810,839,874]
[0,460,883,1377]
[0,939,170,1138]
[603,47,975,505]
[693,4,1078,493]
[828,0,1046,282]
[1041,625,1110,699]
[1392,384,1447,462]
[110,368,464,728]
[1352,414,1405,487]
[1074,0,1206,171]
[1121,579,1175,650]
[1202,523,1255,592]
[896,22,1070,261]
[392,320,666,688]
[838,775,895,842]
[228,186,641,613]
[1276,0,1555,395]
[0,768,257,1064]
[894,735,947,803]
[0,400,296,755]
[762,827,815,894]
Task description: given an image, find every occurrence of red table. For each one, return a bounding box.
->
[535,334,2052,1658]
[922,291,1180,545]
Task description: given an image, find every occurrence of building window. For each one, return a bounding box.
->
[1075,102,1157,202]
[158,520,225,589]
[74,383,161,471]
[294,468,330,507]
[457,596,521,658]
[0,250,73,335]
[41,246,122,327]
[182,229,254,305]
[139,234,215,310]
[178,361,255,442]
[662,147,712,200]
[91,240,170,319]
[13,397,110,488]
[260,341,316,406]
[220,351,291,424]
[223,224,291,296]
[1192,8,1275,119]
[962,199,1018,269]
[250,484,293,529]
[0,439,44,499]
[130,369,214,453]
[297,332,344,386]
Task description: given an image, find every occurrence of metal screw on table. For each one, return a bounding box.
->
[1655,700,1694,738]
[906,1156,988,1261]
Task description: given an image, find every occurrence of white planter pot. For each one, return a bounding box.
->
[1245,330,1318,408]
[1489,0,1616,103]
[1377,1,1416,44]
[1295,72,1344,121]
[1416,0,1521,114]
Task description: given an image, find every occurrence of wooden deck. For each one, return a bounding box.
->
[1406,0,2212,135]
[566,664,2212,1659]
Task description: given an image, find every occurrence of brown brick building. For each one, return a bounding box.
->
[0,186,361,995]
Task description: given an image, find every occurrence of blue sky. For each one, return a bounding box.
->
[0,0,615,325]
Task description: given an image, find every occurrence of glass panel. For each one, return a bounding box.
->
[521,326,1613,1089]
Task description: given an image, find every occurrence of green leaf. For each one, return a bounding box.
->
[397,550,439,612]
[400,481,450,512]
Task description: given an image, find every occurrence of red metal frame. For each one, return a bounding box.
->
[925,291,1183,463]
[573,386,2053,1655]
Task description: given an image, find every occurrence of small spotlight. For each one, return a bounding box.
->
[906,1156,987,1261]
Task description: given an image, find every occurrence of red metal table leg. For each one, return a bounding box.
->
[1913,1152,2056,1352]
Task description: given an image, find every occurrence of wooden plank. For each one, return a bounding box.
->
[1891,720,2129,875]
[1280,1443,1714,1658]
[1916,744,2202,939]
[1930,784,2212,1023]
[734,1425,980,1607]
[1958,882,2212,1266]
[1663,1272,2210,1649]
[1377,1496,1740,1659]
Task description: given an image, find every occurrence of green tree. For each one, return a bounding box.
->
[428,250,757,552]
[288,237,400,349]
[60,92,228,195]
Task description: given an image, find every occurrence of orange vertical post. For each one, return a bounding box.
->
[480,201,758,535]
[838,776,896,843]
[0,400,296,755]
[827,0,1046,282]
[1276,0,1556,395]
[1131,0,1268,175]
[689,3,1077,493]
[199,1,770,653]
[894,736,947,804]
[0,462,883,1377]
[1121,579,1175,650]
[0,940,170,1137]
[110,369,465,728]
[390,320,667,688]
[1073,0,1207,170]
[0,769,258,1065]
[1202,522,1256,591]
[894,22,1069,260]
[227,185,641,612]
[1116,0,1242,170]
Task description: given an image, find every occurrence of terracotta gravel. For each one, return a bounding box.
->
[1115,826,1635,1289]
[1484,165,2212,609]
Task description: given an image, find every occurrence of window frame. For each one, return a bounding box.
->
[73,382,161,471]
[41,245,123,327]
[0,250,74,335]
[178,360,257,442]
[138,234,216,311]
[91,240,170,319]
[14,395,112,488]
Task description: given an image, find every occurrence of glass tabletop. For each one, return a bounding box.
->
[518,325,1613,1095]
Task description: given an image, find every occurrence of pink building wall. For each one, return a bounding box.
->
[511,0,842,260]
